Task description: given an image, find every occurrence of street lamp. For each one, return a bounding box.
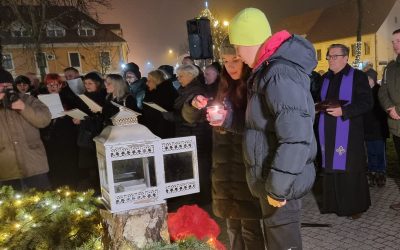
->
[223,20,229,27]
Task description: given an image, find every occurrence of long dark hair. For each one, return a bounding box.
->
[216,63,251,109]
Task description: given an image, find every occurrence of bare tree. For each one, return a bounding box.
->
[0,0,110,80]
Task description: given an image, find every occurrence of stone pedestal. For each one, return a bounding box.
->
[100,202,170,249]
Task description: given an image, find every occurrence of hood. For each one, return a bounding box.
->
[129,77,147,93]
[254,30,317,75]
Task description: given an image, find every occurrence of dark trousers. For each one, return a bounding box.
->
[392,135,400,166]
[0,173,51,191]
[263,221,302,250]
[366,139,387,173]
[226,218,265,250]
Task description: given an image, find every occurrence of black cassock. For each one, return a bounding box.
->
[318,64,373,216]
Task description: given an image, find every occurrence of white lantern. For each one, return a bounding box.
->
[94,108,200,213]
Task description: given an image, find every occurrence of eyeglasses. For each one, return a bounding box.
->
[46,82,61,88]
[326,54,346,60]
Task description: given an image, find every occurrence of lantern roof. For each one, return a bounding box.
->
[94,123,160,145]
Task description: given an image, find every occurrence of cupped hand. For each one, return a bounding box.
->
[266,195,287,208]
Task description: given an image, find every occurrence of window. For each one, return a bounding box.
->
[99,52,111,66]
[68,52,81,68]
[78,27,95,36]
[36,52,47,68]
[35,52,49,75]
[46,23,65,37]
[351,44,356,56]
[2,54,14,70]
[10,22,30,37]
[12,30,30,37]
[316,49,322,61]
[364,42,371,55]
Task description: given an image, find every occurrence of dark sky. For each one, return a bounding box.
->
[96,0,344,74]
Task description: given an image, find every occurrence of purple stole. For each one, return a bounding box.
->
[318,68,354,171]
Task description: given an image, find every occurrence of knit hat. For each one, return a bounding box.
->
[123,62,141,79]
[229,8,271,46]
[220,36,236,56]
[158,65,174,78]
[0,68,14,84]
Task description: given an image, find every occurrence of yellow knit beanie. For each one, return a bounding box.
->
[229,8,271,46]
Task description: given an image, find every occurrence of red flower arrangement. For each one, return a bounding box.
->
[168,205,226,250]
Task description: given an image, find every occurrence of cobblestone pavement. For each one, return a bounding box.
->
[212,177,400,249]
[302,177,400,250]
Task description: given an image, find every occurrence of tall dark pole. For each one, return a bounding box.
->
[0,36,3,69]
[353,0,363,67]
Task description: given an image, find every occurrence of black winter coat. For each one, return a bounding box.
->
[364,84,389,140]
[142,80,178,138]
[77,89,107,169]
[211,126,262,219]
[243,35,317,203]
[172,79,212,204]
[183,92,262,219]
[40,85,86,187]
[102,94,136,126]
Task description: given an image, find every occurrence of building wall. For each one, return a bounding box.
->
[376,0,400,78]
[313,34,376,75]
[3,42,128,78]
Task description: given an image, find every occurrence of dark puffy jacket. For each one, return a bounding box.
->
[243,34,317,202]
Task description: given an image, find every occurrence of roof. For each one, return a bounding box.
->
[272,9,323,36]
[273,0,397,43]
[102,24,122,30]
[0,5,126,45]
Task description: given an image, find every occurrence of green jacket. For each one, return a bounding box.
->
[378,56,400,136]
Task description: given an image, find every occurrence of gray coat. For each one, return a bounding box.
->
[243,35,317,206]
[378,56,400,137]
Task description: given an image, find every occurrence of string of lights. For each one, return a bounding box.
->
[0,186,103,249]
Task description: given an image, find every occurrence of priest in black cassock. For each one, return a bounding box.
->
[317,44,373,218]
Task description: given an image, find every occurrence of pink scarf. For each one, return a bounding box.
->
[253,30,292,71]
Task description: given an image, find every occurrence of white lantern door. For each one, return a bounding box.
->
[161,136,200,199]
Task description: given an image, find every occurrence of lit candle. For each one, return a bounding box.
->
[207,104,224,123]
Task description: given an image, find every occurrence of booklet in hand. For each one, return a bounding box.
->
[143,102,167,112]
[38,93,65,119]
[315,99,348,112]
[62,108,88,120]
[78,94,102,113]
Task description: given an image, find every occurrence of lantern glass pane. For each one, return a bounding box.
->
[164,152,194,183]
[112,157,156,193]
[98,157,108,191]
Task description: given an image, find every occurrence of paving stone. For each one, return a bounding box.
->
[211,177,400,249]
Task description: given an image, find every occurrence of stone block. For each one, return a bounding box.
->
[100,202,170,249]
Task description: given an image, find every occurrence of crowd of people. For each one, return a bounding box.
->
[1,6,400,250]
